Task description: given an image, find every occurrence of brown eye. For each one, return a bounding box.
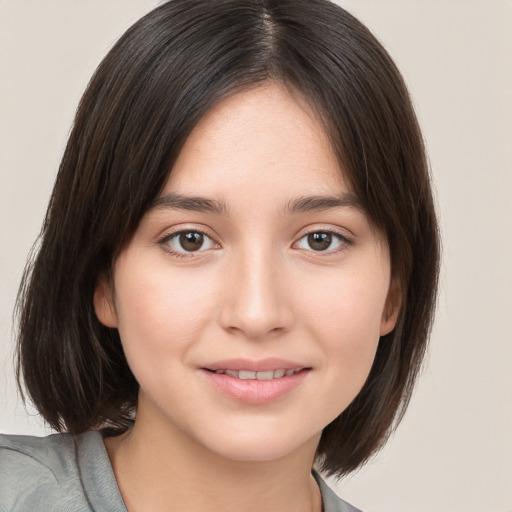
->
[179,232,205,252]
[307,232,332,251]
[162,230,218,256]
[295,231,347,253]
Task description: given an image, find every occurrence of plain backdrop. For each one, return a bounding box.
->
[1,2,511,511]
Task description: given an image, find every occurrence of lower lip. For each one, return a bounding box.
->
[200,369,310,405]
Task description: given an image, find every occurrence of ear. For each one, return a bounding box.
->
[93,274,118,328]
[380,277,402,336]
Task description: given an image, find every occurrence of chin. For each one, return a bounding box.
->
[198,425,321,464]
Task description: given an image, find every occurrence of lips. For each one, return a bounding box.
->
[200,358,311,405]
[203,357,307,372]
[212,368,302,380]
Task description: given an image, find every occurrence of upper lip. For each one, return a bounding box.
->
[202,358,309,372]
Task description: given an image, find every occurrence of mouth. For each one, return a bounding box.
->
[206,368,305,380]
[200,359,311,404]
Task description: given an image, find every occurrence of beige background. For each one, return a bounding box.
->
[1,1,511,511]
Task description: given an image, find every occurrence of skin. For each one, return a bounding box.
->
[95,82,398,512]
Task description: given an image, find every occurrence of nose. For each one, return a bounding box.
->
[218,246,294,340]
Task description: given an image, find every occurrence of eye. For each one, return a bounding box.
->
[295,231,348,252]
[160,230,219,256]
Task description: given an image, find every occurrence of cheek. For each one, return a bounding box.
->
[301,267,388,338]
[297,267,389,395]
[113,262,217,369]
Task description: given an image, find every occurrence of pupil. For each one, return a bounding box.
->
[308,232,331,251]
[179,232,204,252]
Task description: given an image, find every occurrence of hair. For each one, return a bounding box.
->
[16,0,440,478]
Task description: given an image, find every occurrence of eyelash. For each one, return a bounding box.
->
[158,228,218,259]
[157,228,352,259]
[293,229,352,255]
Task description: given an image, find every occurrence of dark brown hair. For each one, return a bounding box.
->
[16,0,440,477]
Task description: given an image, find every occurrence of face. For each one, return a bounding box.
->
[95,83,398,463]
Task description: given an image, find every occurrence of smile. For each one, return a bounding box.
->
[212,368,303,380]
[201,363,311,405]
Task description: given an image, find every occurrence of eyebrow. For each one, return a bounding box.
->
[150,193,229,215]
[150,192,362,216]
[284,193,362,214]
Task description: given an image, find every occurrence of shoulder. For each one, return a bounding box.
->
[314,471,364,512]
[0,431,98,512]
[0,431,78,472]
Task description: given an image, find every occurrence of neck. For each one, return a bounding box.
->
[104,405,322,512]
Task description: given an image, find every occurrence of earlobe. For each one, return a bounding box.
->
[93,275,118,328]
[380,278,402,336]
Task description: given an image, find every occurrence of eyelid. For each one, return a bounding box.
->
[157,225,221,258]
[156,223,353,259]
[292,227,353,254]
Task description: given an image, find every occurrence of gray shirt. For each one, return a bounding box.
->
[0,432,362,512]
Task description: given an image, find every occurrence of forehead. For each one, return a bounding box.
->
[162,82,351,203]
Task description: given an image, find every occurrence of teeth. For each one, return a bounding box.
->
[214,368,302,380]
[256,370,274,380]
[239,370,256,380]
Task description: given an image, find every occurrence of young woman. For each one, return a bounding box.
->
[0,1,439,511]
